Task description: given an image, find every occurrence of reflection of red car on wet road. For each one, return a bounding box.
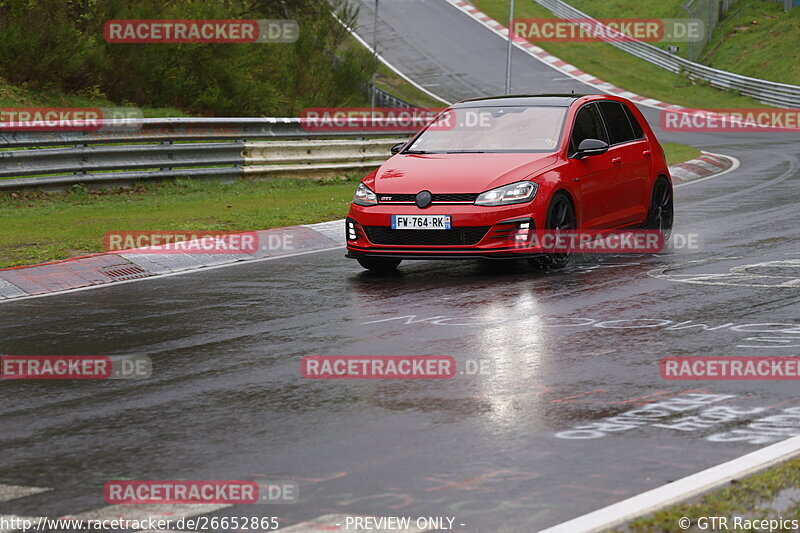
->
[346,94,673,271]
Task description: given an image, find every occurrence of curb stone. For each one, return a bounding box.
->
[0,223,345,301]
[671,151,736,184]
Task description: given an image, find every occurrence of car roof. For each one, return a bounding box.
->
[452,94,591,108]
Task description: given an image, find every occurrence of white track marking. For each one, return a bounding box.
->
[0,485,51,502]
[540,433,800,532]
[651,258,800,288]
[63,503,231,522]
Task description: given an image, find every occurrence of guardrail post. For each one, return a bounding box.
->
[75,143,87,180]
[160,139,172,172]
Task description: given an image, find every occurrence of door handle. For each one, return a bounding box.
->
[612,157,623,165]
[642,150,652,156]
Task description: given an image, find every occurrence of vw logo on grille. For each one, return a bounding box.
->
[415,190,433,208]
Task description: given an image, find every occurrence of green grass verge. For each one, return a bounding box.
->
[662,142,701,166]
[701,0,800,87]
[618,457,800,532]
[564,0,707,62]
[474,0,769,109]
[0,142,701,268]
[558,0,800,87]
[376,64,446,107]
[0,178,358,268]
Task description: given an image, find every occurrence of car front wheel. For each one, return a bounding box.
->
[645,177,673,241]
[528,191,575,270]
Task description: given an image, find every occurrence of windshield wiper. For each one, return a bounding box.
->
[445,150,485,153]
[403,149,433,154]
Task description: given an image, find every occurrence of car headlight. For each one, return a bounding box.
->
[475,181,538,206]
[353,182,378,206]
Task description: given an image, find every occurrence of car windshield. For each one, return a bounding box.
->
[405,105,567,153]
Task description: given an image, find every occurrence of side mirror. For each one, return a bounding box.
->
[574,138,609,159]
[390,142,406,155]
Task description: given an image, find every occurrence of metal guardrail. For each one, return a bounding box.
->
[242,138,406,179]
[368,85,415,109]
[0,118,415,191]
[534,0,800,108]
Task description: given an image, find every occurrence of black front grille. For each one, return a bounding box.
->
[435,193,479,202]
[378,193,478,203]
[364,226,490,246]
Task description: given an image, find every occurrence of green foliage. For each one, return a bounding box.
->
[559,0,800,85]
[701,0,800,86]
[0,177,358,267]
[0,0,372,115]
[661,142,701,166]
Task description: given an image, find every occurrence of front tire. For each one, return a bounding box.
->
[356,256,402,272]
[645,177,673,242]
[528,192,575,270]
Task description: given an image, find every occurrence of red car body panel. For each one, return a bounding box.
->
[346,94,670,259]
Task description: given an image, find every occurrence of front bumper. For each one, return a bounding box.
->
[345,203,547,259]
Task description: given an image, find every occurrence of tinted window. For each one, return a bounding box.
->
[406,106,567,153]
[599,101,636,145]
[571,104,607,151]
[623,103,645,139]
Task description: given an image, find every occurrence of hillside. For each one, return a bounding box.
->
[567,0,800,85]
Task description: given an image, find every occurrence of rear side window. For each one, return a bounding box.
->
[571,104,607,151]
[598,101,636,145]
[622,104,645,139]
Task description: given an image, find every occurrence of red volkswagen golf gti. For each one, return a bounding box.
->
[346,94,673,271]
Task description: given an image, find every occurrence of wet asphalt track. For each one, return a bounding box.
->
[2,1,800,531]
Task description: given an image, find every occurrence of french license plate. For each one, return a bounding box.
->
[391,215,451,230]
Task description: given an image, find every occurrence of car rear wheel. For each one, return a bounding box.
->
[645,177,673,241]
[528,192,575,270]
[356,257,402,272]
